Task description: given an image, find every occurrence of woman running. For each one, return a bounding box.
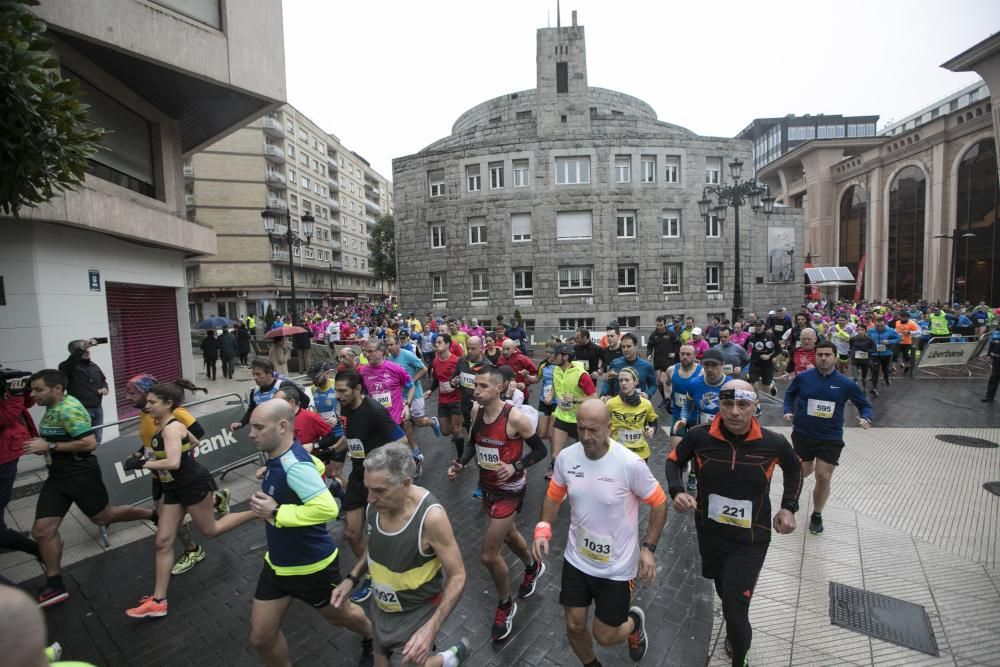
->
[605,367,659,462]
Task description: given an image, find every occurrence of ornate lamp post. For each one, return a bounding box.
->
[261,208,313,321]
[698,158,775,322]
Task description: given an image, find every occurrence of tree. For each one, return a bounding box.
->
[0,0,104,216]
[371,213,397,284]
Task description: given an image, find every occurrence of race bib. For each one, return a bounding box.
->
[699,411,714,425]
[673,394,688,408]
[372,392,392,408]
[853,351,868,360]
[619,429,642,445]
[708,494,752,529]
[557,396,574,411]
[876,344,886,352]
[155,469,174,483]
[372,581,402,613]
[774,325,784,332]
[459,372,476,389]
[806,399,835,419]
[475,445,501,470]
[319,410,339,426]
[347,438,366,459]
[576,527,613,564]
[722,364,734,375]
[542,385,554,403]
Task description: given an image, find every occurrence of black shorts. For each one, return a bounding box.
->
[537,401,556,416]
[342,471,368,512]
[558,558,633,627]
[838,353,850,363]
[161,477,214,507]
[553,418,578,439]
[153,471,217,504]
[747,362,774,386]
[791,432,845,466]
[254,558,341,608]
[437,402,462,419]
[36,469,110,519]
[315,447,347,464]
[654,364,671,373]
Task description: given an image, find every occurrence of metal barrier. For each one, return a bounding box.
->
[915,333,990,377]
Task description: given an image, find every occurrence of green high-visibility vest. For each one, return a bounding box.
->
[553,361,588,424]
[929,313,949,336]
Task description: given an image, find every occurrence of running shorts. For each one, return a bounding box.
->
[372,602,438,665]
[161,471,215,507]
[553,418,578,440]
[558,558,633,626]
[480,488,524,519]
[537,400,556,417]
[342,471,368,512]
[35,469,109,519]
[254,558,341,608]
[437,402,462,419]
[791,432,845,466]
[409,394,427,419]
[747,362,774,386]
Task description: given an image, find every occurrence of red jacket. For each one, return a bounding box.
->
[497,352,539,399]
[0,393,38,466]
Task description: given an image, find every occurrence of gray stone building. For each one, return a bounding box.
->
[393,19,804,334]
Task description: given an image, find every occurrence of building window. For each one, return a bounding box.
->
[664,155,680,183]
[887,166,927,301]
[616,210,637,238]
[615,155,631,183]
[559,317,595,332]
[512,159,529,187]
[558,267,593,296]
[556,210,593,240]
[513,269,533,297]
[428,169,445,197]
[430,223,446,249]
[641,155,656,183]
[706,214,721,238]
[431,272,447,300]
[468,216,487,245]
[616,316,640,330]
[662,263,682,293]
[705,157,721,185]
[466,164,481,192]
[555,156,590,184]
[662,209,680,237]
[288,169,296,183]
[556,61,568,93]
[706,263,722,292]
[471,270,489,300]
[489,161,504,189]
[617,264,638,294]
[511,213,532,242]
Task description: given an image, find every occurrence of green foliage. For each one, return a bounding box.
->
[264,304,275,330]
[513,308,523,322]
[0,0,104,216]
[370,214,396,282]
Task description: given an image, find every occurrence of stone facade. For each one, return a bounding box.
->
[393,22,804,332]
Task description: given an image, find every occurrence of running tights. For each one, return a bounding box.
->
[870,357,891,388]
[705,539,769,667]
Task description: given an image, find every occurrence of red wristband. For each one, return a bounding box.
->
[534,521,552,541]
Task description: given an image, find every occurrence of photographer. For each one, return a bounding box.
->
[57,338,109,443]
[0,370,40,557]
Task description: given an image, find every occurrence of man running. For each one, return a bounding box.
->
[230,359,305,434]
[672,349,732,495]
[306,361,348,491]
[246,399,375,667]
[662,344,703,452]
[496,339,538,402]
[360,339,423,478]
[711,327,751,379]
[447,366,548,642]
[667,380,801,667]
[867,319,900,392]
[646,316,678,406]
[332,443,470,666]
[451,335,492,434]
[550,343,598,478]
[745,321,779,397]
[893,311,921,377]
[427,334,464,459]
[385,335,442,443]
[533,399,667,666]
[783,341,872,535]
[26,370,156,607]
[600,333,656,398]
[784,328,818,378]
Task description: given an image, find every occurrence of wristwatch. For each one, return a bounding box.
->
[48,441,57,452]
[271,505,281,520]
[641,542,657,553]
[781,501,799,513]
[346,573,360,587]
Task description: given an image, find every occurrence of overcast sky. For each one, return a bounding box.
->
[282,0,1000,179]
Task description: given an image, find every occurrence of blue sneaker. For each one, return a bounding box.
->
[412,449,424,480]
[351,574,372,603]
[430,417,442,437]
[472,486,482,499]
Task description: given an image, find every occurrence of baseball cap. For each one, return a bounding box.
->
[606,320,620,332]
[555,343,575,356]
[701,349,724,365]
[692,327,703,336]
[307,361,331,381]
[768,310,776,316]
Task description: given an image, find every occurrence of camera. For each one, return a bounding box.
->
[0,368,32,396]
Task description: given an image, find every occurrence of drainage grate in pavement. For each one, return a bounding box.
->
[985,481,1000,497]
[10,480,45,501]
[934,434,998,448]
[829,582,939,656]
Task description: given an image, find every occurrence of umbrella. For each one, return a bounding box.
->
[265,325,309,339]
[195,316,237,330]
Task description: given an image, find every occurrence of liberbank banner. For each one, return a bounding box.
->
[917,336,988,369]
[95,400,258,507]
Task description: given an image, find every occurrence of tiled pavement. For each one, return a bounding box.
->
[3,366,999,665]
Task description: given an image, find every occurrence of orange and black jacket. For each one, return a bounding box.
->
[666,416,802,544]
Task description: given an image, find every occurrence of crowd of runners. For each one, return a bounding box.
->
[2,296,999,667]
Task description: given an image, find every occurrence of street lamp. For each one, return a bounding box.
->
[934,231,976,304]
[262,208,313,322]
[698,158,775,322]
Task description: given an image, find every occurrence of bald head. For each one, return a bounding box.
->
[501,339,517,356]
[248,398,296,455]
[467,336,483,359]
[577,398,612,456]
[722,379,757,396]
[718,379,758,435]
[0,586,47,667]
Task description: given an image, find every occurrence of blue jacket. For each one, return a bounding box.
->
[783,369,873,442]
[681,373,732,425]
[601,355,657,397]
[867,327,900,357]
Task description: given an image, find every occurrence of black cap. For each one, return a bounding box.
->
[700,349,724,365]
[307,361,331,380]
[606,320,620,332]
[555,343,575,356]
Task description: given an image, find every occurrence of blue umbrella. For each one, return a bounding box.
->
[195,316,237,330]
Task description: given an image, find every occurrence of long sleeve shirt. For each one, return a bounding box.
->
[601,356,658,397]
[782,369,873,442]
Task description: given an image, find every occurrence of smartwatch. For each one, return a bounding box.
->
[48,441,57,452]
[641,542,657,553]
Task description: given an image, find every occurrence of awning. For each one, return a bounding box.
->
[804,266,856,286]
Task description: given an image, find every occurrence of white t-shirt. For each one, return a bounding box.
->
[552,439,662,581]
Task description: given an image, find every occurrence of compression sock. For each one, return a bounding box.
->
[439,648,461,667]
[47,575,64,589]
[583,660,603,667]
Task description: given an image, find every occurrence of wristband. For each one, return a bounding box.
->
[534,521,552,541]
[346,573,360,587]
[512,459,525,473]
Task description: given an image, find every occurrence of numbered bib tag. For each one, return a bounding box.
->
[156,469,174,483]
[542,385,554,403]
[774,325,784,332]
[319,410,339,426]
[619,429,642,445]
[347,438,366,459]
[853,351,868,360]
[699,412,714,425]
[476,445,501,470]
[722,364,734,375]
[576,527,613,564]
[372,392,392,408]
[806,399,835,419]
[372,581,402,612]
[459,372,476,389]
[673,394,688,408]
[876,344,886,352]
[558,396,574,411]
[708,494,752,528]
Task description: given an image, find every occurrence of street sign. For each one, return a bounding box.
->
[88,269,101,291]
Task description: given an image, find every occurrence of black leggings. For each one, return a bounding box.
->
[870,356,891,387]
[701,537,769,667]
[852,363,872,383]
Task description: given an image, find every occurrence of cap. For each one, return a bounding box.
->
[126,373,157,395]
[555,343,575,356]
[606,320,620,332]
[307,361,331,380]
[692,327,703,336]
[701,349,724,365]
[768,310,776,316]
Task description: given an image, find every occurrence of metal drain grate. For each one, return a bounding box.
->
[934,434,998,448]
[829,582,938,656]
[984,481,1000,498]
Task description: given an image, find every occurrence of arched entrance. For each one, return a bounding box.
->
[838,185,866,300]
[887,166,926,301]
[955,139,999,305]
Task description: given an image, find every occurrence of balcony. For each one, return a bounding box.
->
[328,239,342,250]
[183,164,194,178]
[365,199,381,215]
[329,198,340,211]
[185,194,196,207]
[261,116,283,137]
[787,177,807,194]
[328,177,339,191]
[267,196,288,210]
[327,154,338,169]
[271,249,289,262]
[263,144,285,162]
[265,170,286,185]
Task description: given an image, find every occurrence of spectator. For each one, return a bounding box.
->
[269,336,290,376]
[0,372,40,558]
[236,322,252,367]
[200,330,218,381]
[57,338,109,442]
[217,327,239,379]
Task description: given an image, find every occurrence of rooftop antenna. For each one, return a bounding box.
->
[557,0,561,27]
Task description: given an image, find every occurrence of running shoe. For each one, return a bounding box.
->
[430,416,442,437]
[214,488,231,518]
[351,574,373,603]
[885,377,892,386]
[518,559,546,598]
[627,606,648,662]
[36,584,68,608]
[328,477,346,501]
[471,486,482,499]
[809,512,824,535]
[126,595,168,618]
[443,638,471,665]
[770,383,778,397]
[171,545,206,575]
[491,598,517,642]
[412,449,424,480]
[686,474,698,496]
[870,388,879,399]
[45,642,62,661]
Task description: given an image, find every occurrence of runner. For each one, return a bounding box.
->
[230,358,306,434]
[535,340,561,446]
[245,399,375,667]
[667,380,801,667]
[25,370,156,608]
[599,333,656,398]
[305,362,349,492]
[495,339,538,402]
[672,349,732,496]
[604,367,658,462]
[866,319,900,392]
[783,328,818,378]
[124,382,258,618]
[646,316,678,406]
[745,321,779,397]
[447,366,548,642]
[783,341,872,535]
[847,328,878,397]
[359,339,423,478]
[984,320,1000,402]
[893,311,921,377]
[426,334,464,459]
[533,399,667,666]
[332,443,470,667]
[385,335,442,443]
[334,370,407,605]
[829,314,855,374]
[549,343,598,479]
[451,335,493,435]
[711,327,751,379]
[661,344,703,452]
